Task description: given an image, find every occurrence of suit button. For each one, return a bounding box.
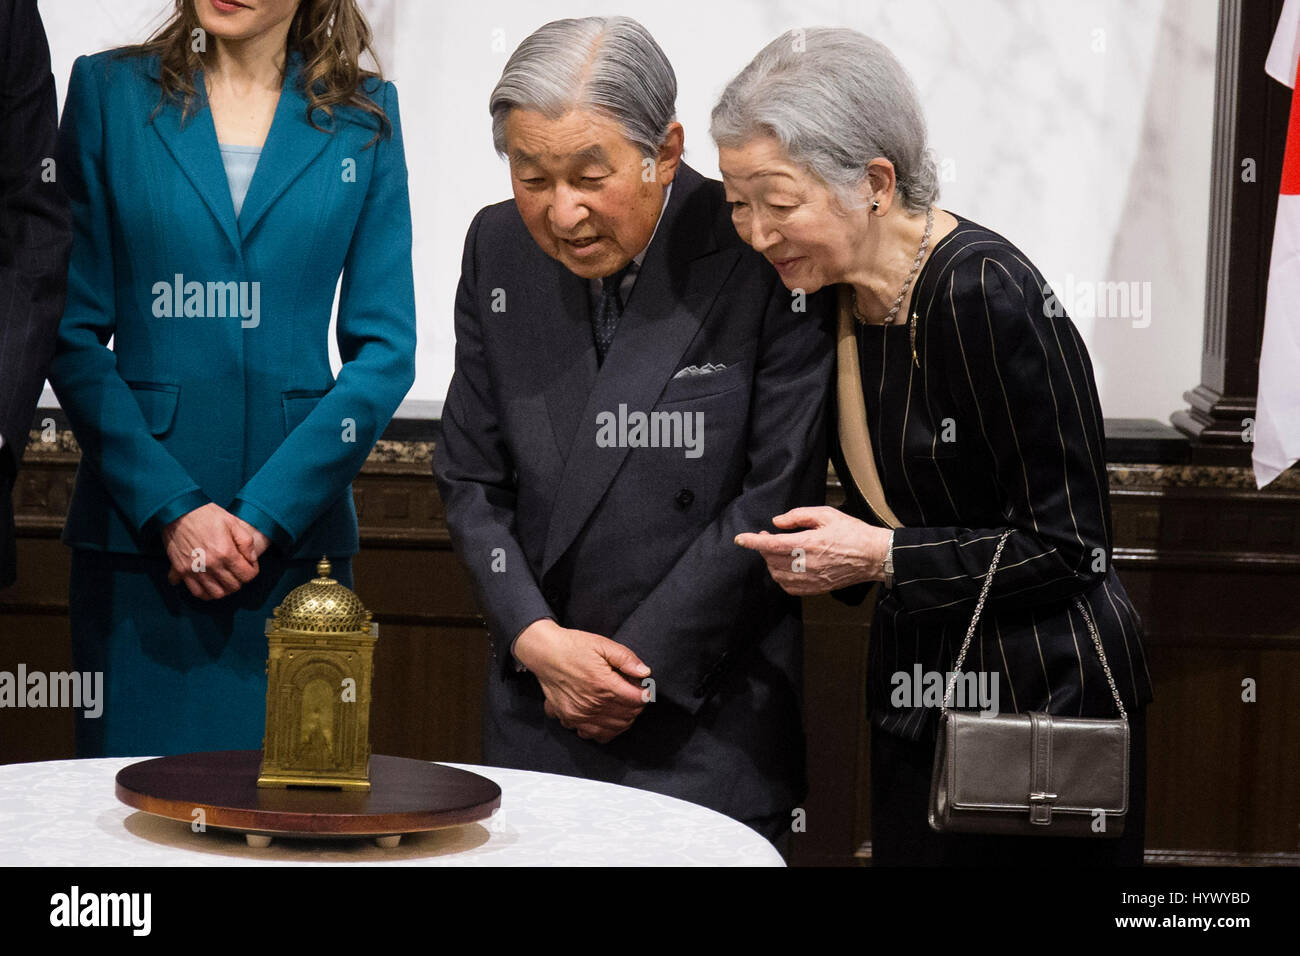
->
[675,488,694,508]
[545,590,560,604]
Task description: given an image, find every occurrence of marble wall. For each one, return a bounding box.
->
[35,0,1219,422]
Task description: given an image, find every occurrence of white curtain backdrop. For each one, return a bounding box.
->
[37,0,1218,421]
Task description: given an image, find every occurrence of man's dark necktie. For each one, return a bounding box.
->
[591,263,633,365]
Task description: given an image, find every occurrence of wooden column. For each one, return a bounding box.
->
[1172,0,1292,464]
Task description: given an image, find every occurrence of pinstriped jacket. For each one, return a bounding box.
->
[831,214,1154,743]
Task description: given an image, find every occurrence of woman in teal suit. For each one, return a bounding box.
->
[49,0,416,756]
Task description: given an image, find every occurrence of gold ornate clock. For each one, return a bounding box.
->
[258,557,376,791]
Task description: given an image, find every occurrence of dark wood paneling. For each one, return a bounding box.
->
[791,595,872,866]
[3,438,1298,866]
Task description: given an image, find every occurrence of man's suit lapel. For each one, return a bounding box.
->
[541,164,740,578]
[540,265,598,468]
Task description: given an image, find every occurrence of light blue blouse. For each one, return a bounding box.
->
[218,143,261,217]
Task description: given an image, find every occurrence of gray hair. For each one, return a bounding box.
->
[710,27,939,214]
[490,17,677,160]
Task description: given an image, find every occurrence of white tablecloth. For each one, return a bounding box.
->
[0,758,783,866]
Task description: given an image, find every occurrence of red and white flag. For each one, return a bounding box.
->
[1256,0,1300,487]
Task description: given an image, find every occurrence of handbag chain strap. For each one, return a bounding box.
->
[941,530,1128,721]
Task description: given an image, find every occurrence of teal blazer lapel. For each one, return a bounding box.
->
[149,51,331,252]
[150,61,242,256]
[237,52,332,240]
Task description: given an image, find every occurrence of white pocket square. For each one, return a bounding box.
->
[672,363,727,379]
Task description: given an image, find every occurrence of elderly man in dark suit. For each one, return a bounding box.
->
[432,16,834,847]
[0,0,70,589]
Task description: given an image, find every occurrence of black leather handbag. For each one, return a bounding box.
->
[927,531,1129,837]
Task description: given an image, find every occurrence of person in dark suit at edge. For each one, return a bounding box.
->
[0,0,71,590]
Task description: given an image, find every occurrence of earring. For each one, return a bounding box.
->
[872,200,880,212]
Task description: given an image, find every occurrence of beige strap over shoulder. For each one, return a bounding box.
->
[835,284,903,530]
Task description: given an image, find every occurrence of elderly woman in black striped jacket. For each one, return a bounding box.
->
[721,27,1153,866]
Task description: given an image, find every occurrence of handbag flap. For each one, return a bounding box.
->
[944,713,1129,814]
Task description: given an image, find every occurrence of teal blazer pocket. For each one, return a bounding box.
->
[281,388,329,435]
[126,381,180,436]
[274,386,356,558]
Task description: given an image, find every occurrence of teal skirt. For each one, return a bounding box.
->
[69,548,353,757]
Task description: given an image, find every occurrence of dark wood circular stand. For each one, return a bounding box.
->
[115,751,502,848]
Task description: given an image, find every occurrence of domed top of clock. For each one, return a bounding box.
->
[273,556,372,634]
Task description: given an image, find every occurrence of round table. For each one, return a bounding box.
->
[0,757,784,866]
